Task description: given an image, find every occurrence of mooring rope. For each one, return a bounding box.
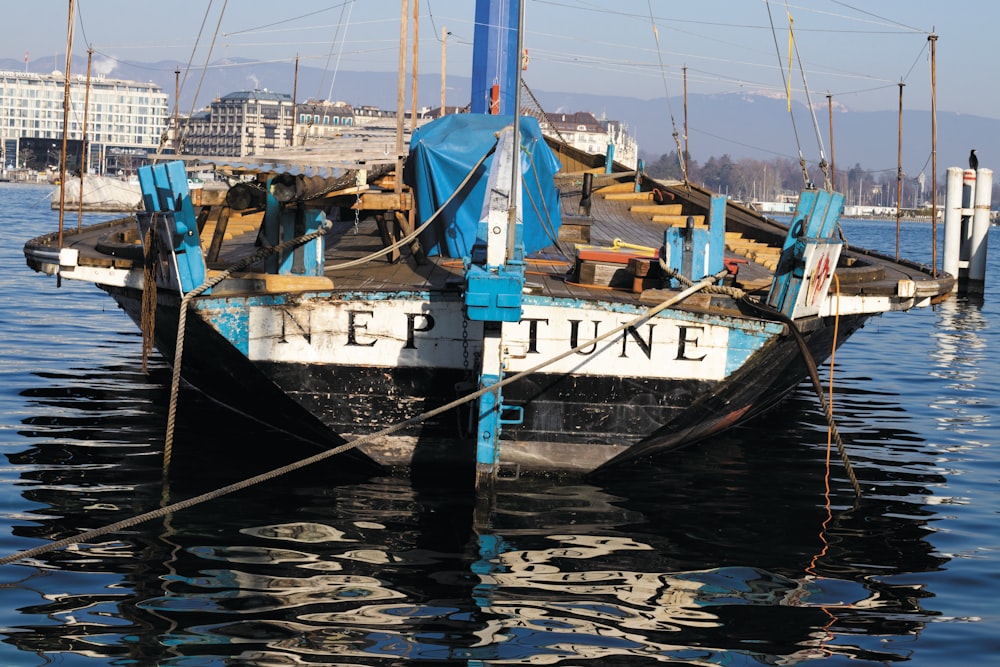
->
[327,143,494,272]
[739,294,863,498]
[161,218,335,475]
[162,145,498,473]
[0,271,726,567]
[140,223,159,374]
[662,258,859,496]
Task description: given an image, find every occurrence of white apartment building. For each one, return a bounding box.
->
[0,70,168,173]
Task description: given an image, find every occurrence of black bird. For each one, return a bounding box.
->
[969,149,979,170]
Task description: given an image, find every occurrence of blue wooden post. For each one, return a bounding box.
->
[767,190,845,317]
[708,193,726,275]
[261,177,327,276]
[137,161,207,295]
[662,194,726,286]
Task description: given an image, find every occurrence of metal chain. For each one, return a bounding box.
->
[462,317,470,372]
[353,191,361,234]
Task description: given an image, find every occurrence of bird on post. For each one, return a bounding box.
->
[969,149,979,171]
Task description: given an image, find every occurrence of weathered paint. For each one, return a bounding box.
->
[196,291,782,384]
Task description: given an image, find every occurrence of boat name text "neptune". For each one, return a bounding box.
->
[329,309,708,361]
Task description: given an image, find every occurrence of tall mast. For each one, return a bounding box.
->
[507,0,525,260]
[78,47,92,231]
[409,0,420,136]
[895,80,904,261]
[929,33,938,275]
[57,0,76,251]
[395,0,410,199]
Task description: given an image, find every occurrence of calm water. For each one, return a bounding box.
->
[1,182,998,666]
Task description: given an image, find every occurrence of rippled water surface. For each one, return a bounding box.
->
[1,183,998,665]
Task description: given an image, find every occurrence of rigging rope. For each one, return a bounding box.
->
[179,0,228,154]
[784,0,831,189]
[0,271,728,567]
[327,143,493,271]
[161,215,335,475]
[319,0,355,101]
[764,0,811,189]
[646,1,689,184]
[163,142,498,469]
[140,224,159,373]
[740,293,862,498]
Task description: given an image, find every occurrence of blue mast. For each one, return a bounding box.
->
[471,0,520,114]
[466,0,527,489]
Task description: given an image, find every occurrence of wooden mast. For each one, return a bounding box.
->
[57,0,76,251]
[291,55,299,147]
[173,69,180,154]
[895,80,904,261]
[395,0,409,198]
[683,65,688,176]
[827,93,835,190]
[409,0,420,136]
[440,26,447,117]
[77,47,92,231]
[929,33,938,275]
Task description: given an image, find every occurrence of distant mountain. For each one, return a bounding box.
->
[4,54,993,178]
[535,89,992,180]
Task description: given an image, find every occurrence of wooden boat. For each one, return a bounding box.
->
[23,0,953,479]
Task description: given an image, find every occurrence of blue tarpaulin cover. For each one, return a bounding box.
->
[403,114,562,258]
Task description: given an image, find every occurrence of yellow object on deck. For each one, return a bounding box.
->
[612,238,658,254]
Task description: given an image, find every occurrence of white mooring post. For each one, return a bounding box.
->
[943,167,963,288]
[969,167,993,294]
[943,165,992,295]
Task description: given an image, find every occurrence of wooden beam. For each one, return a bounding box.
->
[630,204,683,215]
[650,214,705,226]
[604,192,654,201]
[354,191,413,211]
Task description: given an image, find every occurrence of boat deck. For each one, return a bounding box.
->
[29,174,953,309]
[205,183,757,307]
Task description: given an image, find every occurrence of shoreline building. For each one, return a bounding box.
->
[0,69,167,174]
[293,99,355,145]
[541,111,638,170]
[181,90,294,157]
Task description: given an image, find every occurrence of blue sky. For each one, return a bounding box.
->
[5,0,994,120]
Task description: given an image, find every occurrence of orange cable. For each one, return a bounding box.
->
[807,272,842,579]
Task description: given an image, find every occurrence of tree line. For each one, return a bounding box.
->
[642,150,994,210]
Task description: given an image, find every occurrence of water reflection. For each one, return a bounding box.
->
[929,297,993,441]
[0,346,954,665]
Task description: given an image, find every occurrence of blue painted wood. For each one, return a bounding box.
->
[136,161,207,294]
[767,188,846,316]
[137,168,157,212]
[782,189,817,249]
[261,178,327,277]
[803,189,831,238]
[262,176,282,274]
[663,211,723,285]
[471,0,519,115]
[476,373,500,468]
[708,194,726,275]
[818,191,845,238]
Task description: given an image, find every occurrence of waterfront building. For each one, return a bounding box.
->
[542,111,638,170]
[0,69,168,174]
[293,99,355,145]
[181,90,294,157]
